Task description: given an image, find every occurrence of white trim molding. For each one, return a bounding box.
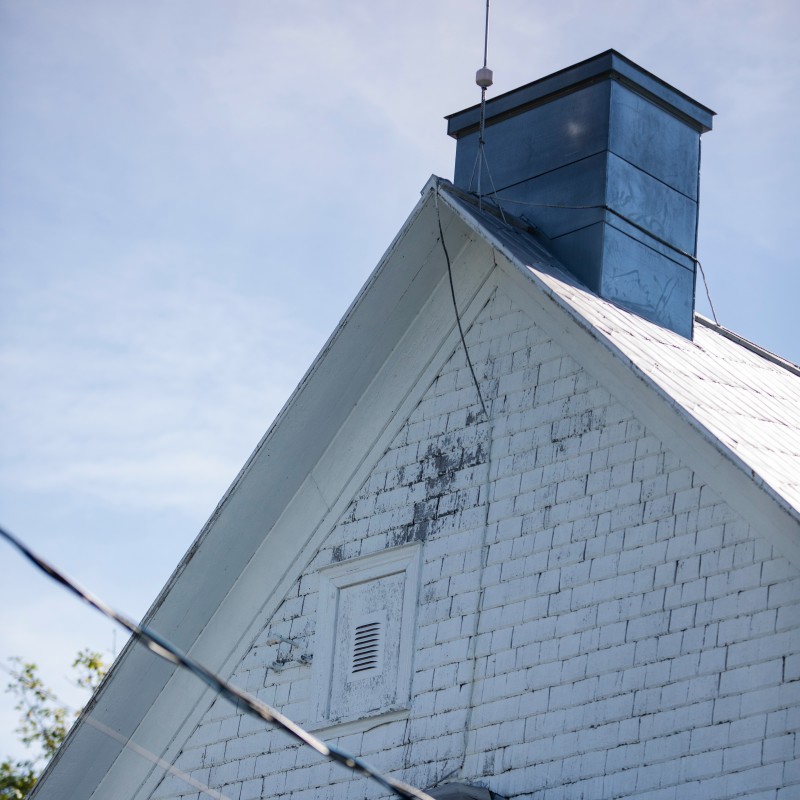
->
[311,543,422,727]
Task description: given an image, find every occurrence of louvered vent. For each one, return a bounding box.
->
[313,545,420,724]
[352,620,381,674]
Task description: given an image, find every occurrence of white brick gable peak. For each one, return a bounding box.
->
[32,177,800,800]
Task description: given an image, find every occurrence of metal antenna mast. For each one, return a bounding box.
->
[474,0,493,210]
[469,0,505,222]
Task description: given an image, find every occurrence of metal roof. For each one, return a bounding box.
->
[555,279,800,515]
[438,181,800,519]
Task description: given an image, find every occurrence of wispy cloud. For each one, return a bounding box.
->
[1,243,319,514]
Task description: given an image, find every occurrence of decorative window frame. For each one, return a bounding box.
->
[311,543,422,728]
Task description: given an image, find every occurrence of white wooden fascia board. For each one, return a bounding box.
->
[494,260,800,568]
[205,224,498,708]
[138,233,497,786]
[128,254,497,799]
[114,186,445,645]
[108,206,497,799]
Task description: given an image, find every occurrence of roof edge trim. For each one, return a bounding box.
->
[695,314,800,377]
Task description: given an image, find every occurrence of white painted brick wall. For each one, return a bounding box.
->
[151,288,799,800]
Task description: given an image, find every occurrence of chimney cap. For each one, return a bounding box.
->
[446,49,715,138]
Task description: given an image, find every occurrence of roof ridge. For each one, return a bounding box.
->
[694,313,800,378]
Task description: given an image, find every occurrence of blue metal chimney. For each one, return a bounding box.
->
[446,50,714,338]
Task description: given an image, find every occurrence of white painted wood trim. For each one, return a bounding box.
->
[311,543,422,726]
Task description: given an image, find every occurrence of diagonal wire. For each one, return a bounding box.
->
[83,716,233,800]
[0,524,435,800]
[695,259,719,324]
[0,660,231,800]
[6,625,354,797]
[435,183,488,420]
[479,148,507,224]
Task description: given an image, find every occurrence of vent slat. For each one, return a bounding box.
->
[351,620,382,675]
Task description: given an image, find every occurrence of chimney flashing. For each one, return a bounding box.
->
[446,49,715,139]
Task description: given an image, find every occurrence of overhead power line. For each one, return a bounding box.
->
[0,524,435,800]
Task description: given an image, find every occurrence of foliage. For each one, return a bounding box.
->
[1,650,107,799]
[70,650,107,694]
[0,760,37,800]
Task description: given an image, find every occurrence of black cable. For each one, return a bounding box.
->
[0,525,435,800]
[496,197,697,264]
[435,186,488,420]
[695,259,719,324]
[0,660,230,800]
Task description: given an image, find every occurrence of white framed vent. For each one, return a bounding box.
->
[312,544,421,727]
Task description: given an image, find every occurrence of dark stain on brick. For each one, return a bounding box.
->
[462,442,486,468]
[550,408,601,444]
[395,519,428,545]
[434,451,452,475]
[389,529,406,548]
[331,544,345,562]
[392,435,490,545]
[425,471,456,499]
[414,499,439,522]
[483,752,495,776]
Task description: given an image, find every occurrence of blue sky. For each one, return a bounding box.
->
[1,0,798,763]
